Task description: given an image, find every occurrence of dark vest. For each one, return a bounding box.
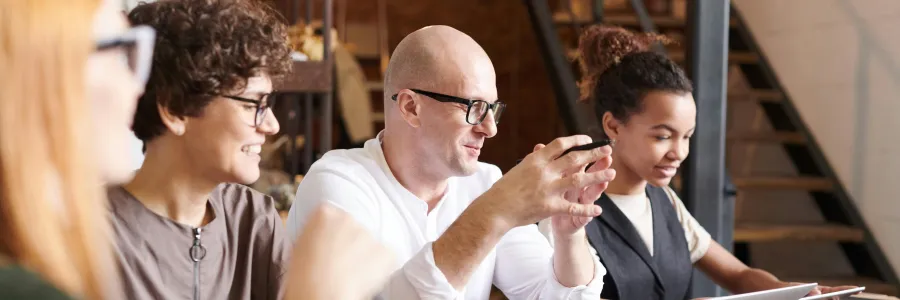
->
[586,186,694,300]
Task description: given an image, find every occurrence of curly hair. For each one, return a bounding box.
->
[128,0,292,143]
[576,25,692,134]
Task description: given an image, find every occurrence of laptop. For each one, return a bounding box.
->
[711,283,818,300]
[800,286,866,300]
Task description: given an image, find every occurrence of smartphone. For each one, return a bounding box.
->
[516,139,612,167]
[557,139,613,159]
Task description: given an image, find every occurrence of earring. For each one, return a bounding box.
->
[174,128,183,136]
[609,139,617,148]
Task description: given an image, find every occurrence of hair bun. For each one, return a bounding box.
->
[576,25,672,102]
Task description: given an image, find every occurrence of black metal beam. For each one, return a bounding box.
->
[523,0,596,135]
[320,0,333,156]
[683,0,731,298]
[592,0,605,24]
[628,0,659,34]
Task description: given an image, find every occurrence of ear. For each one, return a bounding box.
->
[601,111,622,141]
[157,102,187,136]
[395,90,422,128]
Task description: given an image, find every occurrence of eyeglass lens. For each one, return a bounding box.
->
[255,94,275,127]
[467,101,504,125]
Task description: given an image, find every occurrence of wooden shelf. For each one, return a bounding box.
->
[553,12,737,27]
[727,131,805,144]
[276,60,333,93]
[734,223,864,242]
[728,89,784,102]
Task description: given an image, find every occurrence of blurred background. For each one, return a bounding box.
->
[121,0,900,298]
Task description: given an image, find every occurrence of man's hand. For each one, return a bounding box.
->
[477,135,616,231]
[529,143,614,238]
[528,141,613,287]
[433,135,616,289]
[286,204,396,300]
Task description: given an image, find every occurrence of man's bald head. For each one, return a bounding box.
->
[384,25,496,103]
[380,26,500,179]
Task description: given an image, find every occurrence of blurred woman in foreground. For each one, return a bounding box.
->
[0,0,393,299]
[0,0,137,298]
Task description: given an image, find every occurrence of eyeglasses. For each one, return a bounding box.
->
[391,89,506,125]
[220,93,276,127]
[94,25,156,86]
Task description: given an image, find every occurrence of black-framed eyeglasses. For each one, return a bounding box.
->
[94,25,156,86]
[391,89,506,125]
[219,93,276,127]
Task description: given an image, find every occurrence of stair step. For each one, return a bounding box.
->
[666,51,758,64]
[727,131,805,144]
[344,23,380,60]
[345,44,380,60]
[366,80,383,91]
[732,176,834,191]
[565,48,757,64]
[734,223,864,242]
[372,112,385,122]
[725,52,760,64]
[728,89,784,102]
[552,12,737,27]
[786,277,898,296]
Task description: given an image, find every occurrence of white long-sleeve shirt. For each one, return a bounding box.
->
[285,136,605,299]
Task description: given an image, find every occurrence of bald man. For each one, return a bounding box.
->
[286,25,615,299]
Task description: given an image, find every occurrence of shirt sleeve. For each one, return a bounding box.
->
[492,224,605,299]
[382,242,461,299]
[663,186,712,263]
[285,167,381,239]
[285,167,461,299]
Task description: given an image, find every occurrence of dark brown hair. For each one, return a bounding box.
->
[576,25,692,132]
[128,0,292,143]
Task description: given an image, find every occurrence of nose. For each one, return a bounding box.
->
[670,137,690,161]
[257,108,280,135]
[473,110,498,138]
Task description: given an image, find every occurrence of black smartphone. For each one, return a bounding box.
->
[557,139,612,159]
[516,139,612,167]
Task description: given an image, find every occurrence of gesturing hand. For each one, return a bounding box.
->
[477,135,616,231]
[530,143,614,238]
[286,204,396,300]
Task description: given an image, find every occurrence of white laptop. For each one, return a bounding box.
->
[711,283,818,300]
[800,286,866,300]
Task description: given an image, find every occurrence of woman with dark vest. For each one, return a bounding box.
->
[539,25,856,300]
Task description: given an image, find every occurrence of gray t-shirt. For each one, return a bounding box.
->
[108,183,289,300]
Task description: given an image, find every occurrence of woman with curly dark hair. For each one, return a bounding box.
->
[539,25,857,300]
[106,0,294,299]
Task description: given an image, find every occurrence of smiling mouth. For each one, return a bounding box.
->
[242,145,261,155]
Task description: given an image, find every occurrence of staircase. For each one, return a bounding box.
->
[528,0,899,296]
[330,0,389,148]
[337,21,389,146]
